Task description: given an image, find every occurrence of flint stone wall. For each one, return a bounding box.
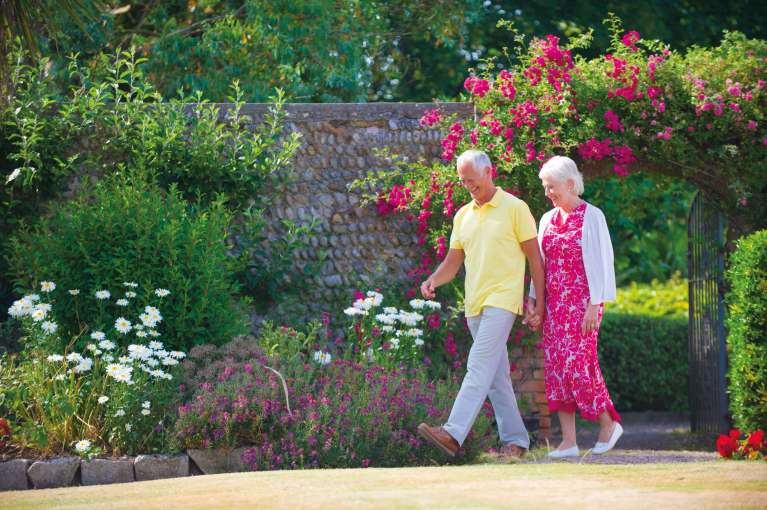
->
[222,102,474,314]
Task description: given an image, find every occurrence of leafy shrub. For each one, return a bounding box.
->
[176,329,496,469]
[611,274,689,318]
[1,46,305,318]
[726,230,767,432]
[6,170,247,351]
[599,312,688,412]
[0,286,184,457]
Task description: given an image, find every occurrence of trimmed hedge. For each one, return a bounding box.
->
[599,312,689,412]
[726,230,767,431]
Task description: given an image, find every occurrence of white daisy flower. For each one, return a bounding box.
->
[389,338,400,349]
[125,291,137,298]
[142,401,151,409]
[66,352,83,363]
[86,343,97,351]
[146,358,159,367]
[114,317,132,334]
[72,357,93,373]
[114,409,126,417]
[123,282,138,288]
[47,354,64,362]
[31,309,47,321]
[381,325,395,333]
[148,340,163,350]
[154,288,170,297]
[102,354,114,363]
[54,374,66,381]
[74,439,91,452]
[148,330,161,337]
[127,344,152,361]
[312,350,332,365]
[27,294,40,302]
[40,281,56,292]
[97,396,109,404]
[135,330,148,338]
[68,289,80,296]
[139,313,157,328]
[116,299,129,306]
[409,299,426,309]
[95,290,111,300]
[404,328,423,337]
[366,291,384,306]
[141,409,150,416]
[424,300,442,310]
[90,331,106,341]
[41,321,58,334]
[161,357,178,366]
[125,424,132,432]
[98,340,115,350]
[414,338,425,347]
[383,307,398,315]
[35,303,52,312]
[169,351,186,359]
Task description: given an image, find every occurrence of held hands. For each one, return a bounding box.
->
[522,297,544,331]
[581,303,600,335]
[420,277,436,299]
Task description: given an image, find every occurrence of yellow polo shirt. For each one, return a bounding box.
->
[449,187,537,317]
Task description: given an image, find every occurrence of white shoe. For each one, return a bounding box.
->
[547,445,580,458]
[592,422,623,454]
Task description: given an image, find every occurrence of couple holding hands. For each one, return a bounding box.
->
[417,150,623,459]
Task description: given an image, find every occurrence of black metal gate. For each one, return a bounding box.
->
[688,192,729,433]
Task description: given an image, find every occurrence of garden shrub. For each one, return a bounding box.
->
[6,169,247,351]
[597,277,688,412]
[0,284,184,457]
[726,229,767,432]
[176,329,496,469]
[1,46,308,318]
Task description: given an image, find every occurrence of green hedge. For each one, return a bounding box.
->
[598,277,689,412]
[600,313,689,412]
[726,229,767,431]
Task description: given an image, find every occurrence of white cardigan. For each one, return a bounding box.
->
[529,203,617,305]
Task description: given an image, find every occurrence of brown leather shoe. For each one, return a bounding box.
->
[417,423,459,457]
[499,443,527,459]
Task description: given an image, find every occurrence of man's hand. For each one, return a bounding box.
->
[522,297,543,330]
[420,278,436,299]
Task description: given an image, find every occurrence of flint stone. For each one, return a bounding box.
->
[134,454,189,481]
[27,457,80,489]
[0,459,31,490]
[81,458,134,485]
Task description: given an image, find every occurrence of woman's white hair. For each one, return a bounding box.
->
[457,150,492,174]
[539,156,584,196]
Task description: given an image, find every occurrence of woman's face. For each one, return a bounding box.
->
[541,175,575,208]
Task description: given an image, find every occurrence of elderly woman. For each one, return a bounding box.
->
[526,156,623,458]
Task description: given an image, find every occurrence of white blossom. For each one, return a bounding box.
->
[41,321,58,334]
[116,299,129,306]
[97,396,109,404]
[90,331,106,341]
[409,299,426,309]
[414,338,425,347]
[95,290,111,300]
[125,291,137,298]
[68,289,80,296]
[98,340,115,350]
[114,317,132,334]
[40,281,56,292]
[424,300,442,310]
[47,354,64,362]
[74,439,91,452]
[312,350,332,365]
[154,288,170,297]
[122,282,138,288]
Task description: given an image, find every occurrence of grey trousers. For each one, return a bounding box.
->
[443,306,530,448]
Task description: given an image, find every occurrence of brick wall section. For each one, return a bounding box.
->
[222,102,550,439]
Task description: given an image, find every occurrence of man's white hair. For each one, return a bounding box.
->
[457,150,492,174]
[539,156,584,196]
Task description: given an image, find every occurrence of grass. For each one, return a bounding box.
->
[2,461,766,510]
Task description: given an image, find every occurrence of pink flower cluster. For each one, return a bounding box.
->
[496,69,517,100]
[419,108,442,127]
[603,109,625,132]
[441,122,465,161]
[464,76,490,97]
[524,35,574,92]
[376,184,412,216]
[605,54,643,101]
[621,30,641,52]
[578,137,636,176]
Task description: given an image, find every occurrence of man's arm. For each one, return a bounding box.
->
[421,248,464,299]
[520,238,545,329]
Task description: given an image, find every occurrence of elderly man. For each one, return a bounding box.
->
[417,149,545,459]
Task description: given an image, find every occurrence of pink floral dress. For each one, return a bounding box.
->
[541,203,621,422]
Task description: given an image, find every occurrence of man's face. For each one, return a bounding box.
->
[457,162,490,201]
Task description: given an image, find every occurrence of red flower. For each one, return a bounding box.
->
[621,30,641,51]
[747,429,765,451]
[0,418,10,448]
[716,433,738,458]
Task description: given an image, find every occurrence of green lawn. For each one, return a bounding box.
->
[2,462,766,510]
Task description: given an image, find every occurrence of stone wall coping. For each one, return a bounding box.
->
[185,101,474,121]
